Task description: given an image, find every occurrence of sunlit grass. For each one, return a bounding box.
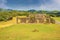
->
[53,17,60,21]
[0,24,60,40]
[0,17,16,28]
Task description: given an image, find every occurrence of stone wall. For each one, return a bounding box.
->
[16,14,55,24]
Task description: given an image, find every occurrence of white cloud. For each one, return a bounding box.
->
[39,0,60,10]
[0,0,60,10]
[53,0,60,4]
[0,0,8,9]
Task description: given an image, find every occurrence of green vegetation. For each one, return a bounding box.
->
[0,24,60,40]
[0,8,60,22]
[53,17,60,21]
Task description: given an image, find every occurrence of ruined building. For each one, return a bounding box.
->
[16,14,55,24]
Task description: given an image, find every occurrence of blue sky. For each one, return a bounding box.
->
[0,0,60,10]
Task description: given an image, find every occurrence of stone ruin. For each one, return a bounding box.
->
[16,14,55,24]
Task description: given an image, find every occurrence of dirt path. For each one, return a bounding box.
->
[55,20,60,24]
[0,21,16,28]
[0,17,16,28]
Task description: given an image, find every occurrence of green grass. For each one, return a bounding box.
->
[0,24,60,40]
[53,17,60,21]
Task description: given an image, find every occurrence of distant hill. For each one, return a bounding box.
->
[0,8,13,11]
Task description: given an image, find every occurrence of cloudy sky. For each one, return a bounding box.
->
[0,0,60,10]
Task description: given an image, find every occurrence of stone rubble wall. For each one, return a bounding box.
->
[16,14,55,24]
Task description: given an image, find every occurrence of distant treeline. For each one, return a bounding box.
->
[0,8,60,21]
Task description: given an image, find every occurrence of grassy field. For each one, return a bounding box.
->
[0,17,60,40]
[52,17,60,21]
[0,24,60,40]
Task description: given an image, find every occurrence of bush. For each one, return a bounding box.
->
[0,11,13,21]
